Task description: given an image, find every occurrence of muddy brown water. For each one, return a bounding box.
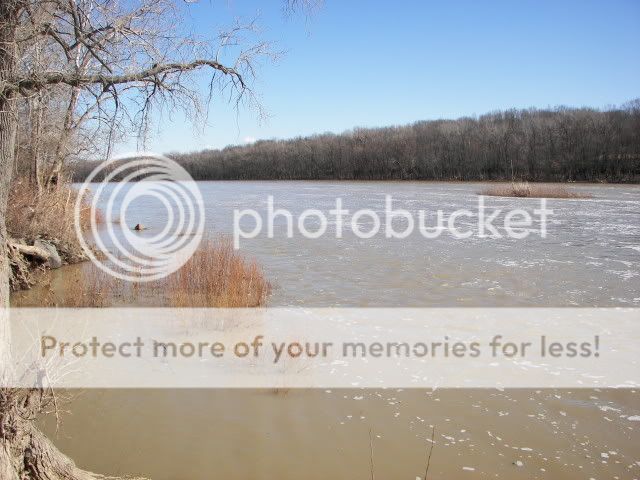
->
[12,182,640,479]
[15,181,640,307]
[38,389,640,480]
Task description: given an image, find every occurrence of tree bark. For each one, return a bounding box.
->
[1,2,22,475]
[0,0,17,310]
[1,4,133,479]
[31,93,44,192]
[46,88,80,188]
[1,389,128,480]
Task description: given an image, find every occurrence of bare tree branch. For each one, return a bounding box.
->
[3,58,245,95]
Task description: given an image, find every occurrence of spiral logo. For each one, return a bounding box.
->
[74,153,205,282]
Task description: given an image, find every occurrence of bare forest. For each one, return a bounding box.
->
[98,102,640,183]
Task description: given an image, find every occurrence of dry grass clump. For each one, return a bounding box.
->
[166,237,271,307]
[6,177,101,262]
[12,237,271,308]
[480,182,590,199]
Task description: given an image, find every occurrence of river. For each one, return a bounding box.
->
[13,181,640,479]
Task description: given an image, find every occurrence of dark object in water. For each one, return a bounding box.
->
[133,223,145,231]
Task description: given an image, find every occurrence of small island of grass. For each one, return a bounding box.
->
[480,182,591,199]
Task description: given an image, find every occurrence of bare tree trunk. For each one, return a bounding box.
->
[0,98,109,478]
[1,3,22,475]
[31,93,44,191]
[0,1,17,309]
[0,391,99,480]
[46,88,79,188]
[0,5,130,479]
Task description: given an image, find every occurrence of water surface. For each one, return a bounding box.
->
[96,181,640,307]
[15,181,640,479]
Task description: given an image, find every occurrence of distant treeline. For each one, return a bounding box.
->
[74,100,640,182]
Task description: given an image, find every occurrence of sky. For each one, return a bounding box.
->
[119,0,640,155]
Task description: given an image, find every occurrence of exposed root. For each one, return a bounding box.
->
[7,242,39,291]
[0,389,148,480]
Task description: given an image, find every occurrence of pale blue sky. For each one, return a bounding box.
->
[121,0,640,155]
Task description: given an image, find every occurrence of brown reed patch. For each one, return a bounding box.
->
[165,237,271,307]
[480,182,590,199]
[14,236,271,308]
[6,177,102,262]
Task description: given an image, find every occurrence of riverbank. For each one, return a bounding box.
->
[7,179,271,308]
[11,238,270,308]
[6,178,92,292]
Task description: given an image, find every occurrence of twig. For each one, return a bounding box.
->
[423,425,435,480]
[369,427,375,480]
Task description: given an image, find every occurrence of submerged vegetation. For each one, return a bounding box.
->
[74,100,640,183]
[11,237,271,308]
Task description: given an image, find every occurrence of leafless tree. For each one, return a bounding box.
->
[154,102,640,182]
[0,0,310,477]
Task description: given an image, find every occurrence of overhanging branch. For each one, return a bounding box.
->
[1,59,245,97]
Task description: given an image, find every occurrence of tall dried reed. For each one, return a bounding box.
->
[480,182,590,199]
[166,237,271,307]
[6,177,101,261]
[13,236,271,308]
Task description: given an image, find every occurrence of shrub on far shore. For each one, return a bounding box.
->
[480,182,590,199]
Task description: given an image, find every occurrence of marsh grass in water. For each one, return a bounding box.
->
[166,237,271,307]
[15,237,271,308]
[480,182,590,199]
